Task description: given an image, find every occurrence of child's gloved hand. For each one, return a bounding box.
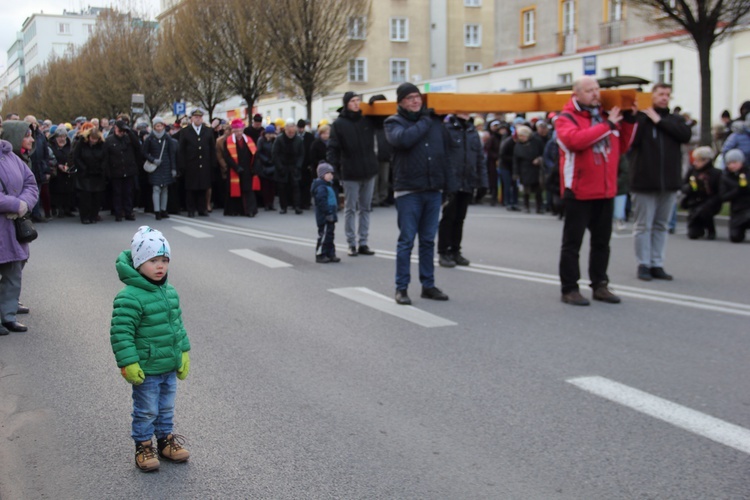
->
[121,363,145,385]
[177,352,190,380]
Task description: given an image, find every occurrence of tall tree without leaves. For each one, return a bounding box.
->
[630,0,750,145]
[260,0,372,119]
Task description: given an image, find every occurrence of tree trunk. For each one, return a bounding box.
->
[697,40,712,146]
[306,90,313,122]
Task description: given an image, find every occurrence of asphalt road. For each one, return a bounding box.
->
[0,203,748,499]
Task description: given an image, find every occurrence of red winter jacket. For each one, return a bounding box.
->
[556,98,633,200]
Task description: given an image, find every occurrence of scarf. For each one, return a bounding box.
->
[582,104,610,161]
[226,133,257,197]
[153,129,166,139]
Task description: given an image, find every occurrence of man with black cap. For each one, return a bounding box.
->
[385,82,456,305]
[178,109,216,217]
[244,114,265,144]
[327,91,379,257]
[298,118,314,209]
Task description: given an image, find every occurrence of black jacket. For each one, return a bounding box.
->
[255,136,275,179]
[513,135,545,187]
[384,106,456,193]
[499,135,516,171]
[272,132,304,183]
[49,139,74,194]
[627,107,692,192]
[178,125,215,190]
[327,108,378,180]
[444,116,487,193]
[103,130,142,178]
[73,140,106,192]
[371,116,393,163]
[720,165,750,215]
[309,138,327,171]
[680,165,722,217]
[142,133,178,186]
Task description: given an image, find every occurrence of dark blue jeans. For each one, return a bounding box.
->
[395,191,441,290]
[499,169,518,208]
[131,371,177,443]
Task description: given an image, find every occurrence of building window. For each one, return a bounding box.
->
[603,66,619,77]
[558,73,573,84]
[58,23,71,35]
[464,0,482,6]
[23,22,37,45]
[655,59,673,85]
[348,16,366,40]
[85,24,95,34]
[606,0,623,21]
[519,78,533,89]
[390,18,409,42]
[521,7,536,46]
[390,59,409,83]
[25,44,38,61]
[465,63,482,73]
[562,0,575,34]
[348,58,367,82]
[465,24,481,47]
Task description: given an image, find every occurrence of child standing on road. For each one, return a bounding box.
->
[311,163,340,263]
[110,226,191,472]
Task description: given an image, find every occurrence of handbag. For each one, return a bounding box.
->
[0,176,38,244]
[144,138,167,173]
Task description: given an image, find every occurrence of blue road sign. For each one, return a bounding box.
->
[173,102,186,116]
[583,55,597,76]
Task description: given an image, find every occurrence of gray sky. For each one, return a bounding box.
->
[0,0,161,70]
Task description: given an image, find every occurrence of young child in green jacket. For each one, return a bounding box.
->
[110,226,191,472]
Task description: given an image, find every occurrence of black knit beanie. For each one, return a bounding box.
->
[396,82,420,103]
[343,91,359,108]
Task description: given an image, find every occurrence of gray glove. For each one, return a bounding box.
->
[171,169,177,178]
[153,159,161,166]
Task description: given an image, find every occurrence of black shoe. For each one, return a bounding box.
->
[329,256,341,263]
[0,324,8,336]
[294,209,303,215]
[316,255,331,264]
[348,246,358,257]
[637,264,652,281]
[115,216,123,222]
[707,229,716,240]
[650,267,673,280]
[187,212,195,218]
[198,212,209,217]
[155,213,162,220]
[358,245,375,255]
[592,285,621,304]
[452,253,470,266]
[2,321,27,332]
[17,304,29,314]
[438,254,456,268]
[265,206,275,212]
[421,287,449,301]
[279,209,287,214]
[561,290,590,306]
[160,211,170,219]
[125,214,136,221]
[395,289,412,305]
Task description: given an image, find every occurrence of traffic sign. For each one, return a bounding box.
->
[173,102,186,116]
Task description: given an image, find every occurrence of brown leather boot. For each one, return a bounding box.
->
[135,441,160,472]
[157,434,190,462]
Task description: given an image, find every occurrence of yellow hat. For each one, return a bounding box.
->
[318,118,329,127]
[65,122,72,130]
[274,117,285,128]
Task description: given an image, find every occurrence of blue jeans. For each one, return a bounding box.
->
[499,169,518,207]
[613,194,627,221]
[131,372,177,443]
[395,191,441,290]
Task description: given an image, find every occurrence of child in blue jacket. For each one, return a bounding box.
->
[311,163,340,263]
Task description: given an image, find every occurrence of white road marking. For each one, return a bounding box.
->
[568,376,750,455]
[329,287,457,328]
[171,225,214,238]
[168,217,750,317]
[229,249,293,268]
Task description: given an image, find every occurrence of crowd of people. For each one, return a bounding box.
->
[0,83,748,310]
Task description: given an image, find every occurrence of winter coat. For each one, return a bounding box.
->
[309,138,327,171]
[499,135,516,171]
[110,250,191,375]
[28,127,50,184]
[721,130,750,165]
[513,135,545,187]
[222,134,256,193]
[272,132,304,183]
[372,116,393,163]
[49,138,75,195]
[0,137,39,264]
[384,106,456,193]
[680,165,723,218]
[445,116,487,193]
[720,165,750,216]
[243,125,264,145]
[555,98,633,200]
[255,136,276,179]
[311,178,338,226]
[142,132,177,186]
[626,106,692,192]
[103,130,142,179]
[327,108,378,180]
[73,139,107,192]
[300,130,315,174]
[178,125,215,190]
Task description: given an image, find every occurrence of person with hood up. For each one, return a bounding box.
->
[327,91,379,257]
[0,121,40,334]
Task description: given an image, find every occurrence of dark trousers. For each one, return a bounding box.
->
[78,190,101,222]
[299,168,313,209]
[730,209,750,243]
[111,176,134,217]
[185,189,207,215]
[687,208,716,239]
[277,180,300,210]
[316,221,336,258]
[523,185,543,212]
[487,162,498,204]
[438,191,471,255]
[559,197,614,293]
[499,168,518,207]
[259,178,275,208]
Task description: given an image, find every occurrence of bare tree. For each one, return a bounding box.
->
[630,0,750,145]
[260,0,372,119]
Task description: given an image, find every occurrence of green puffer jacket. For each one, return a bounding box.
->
[110,250,190,375]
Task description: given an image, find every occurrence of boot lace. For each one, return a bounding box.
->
[137,442,157,461]
[164,433,187,453]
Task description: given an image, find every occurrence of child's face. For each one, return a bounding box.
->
[693,157,710,170]
[323,172,333,182]
[727,161,743,173]
[139,256,169,281]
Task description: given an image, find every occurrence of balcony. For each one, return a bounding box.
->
[557,30,577,55]
[600,19,626,47]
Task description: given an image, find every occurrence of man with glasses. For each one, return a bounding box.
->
[384,82,456,305]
